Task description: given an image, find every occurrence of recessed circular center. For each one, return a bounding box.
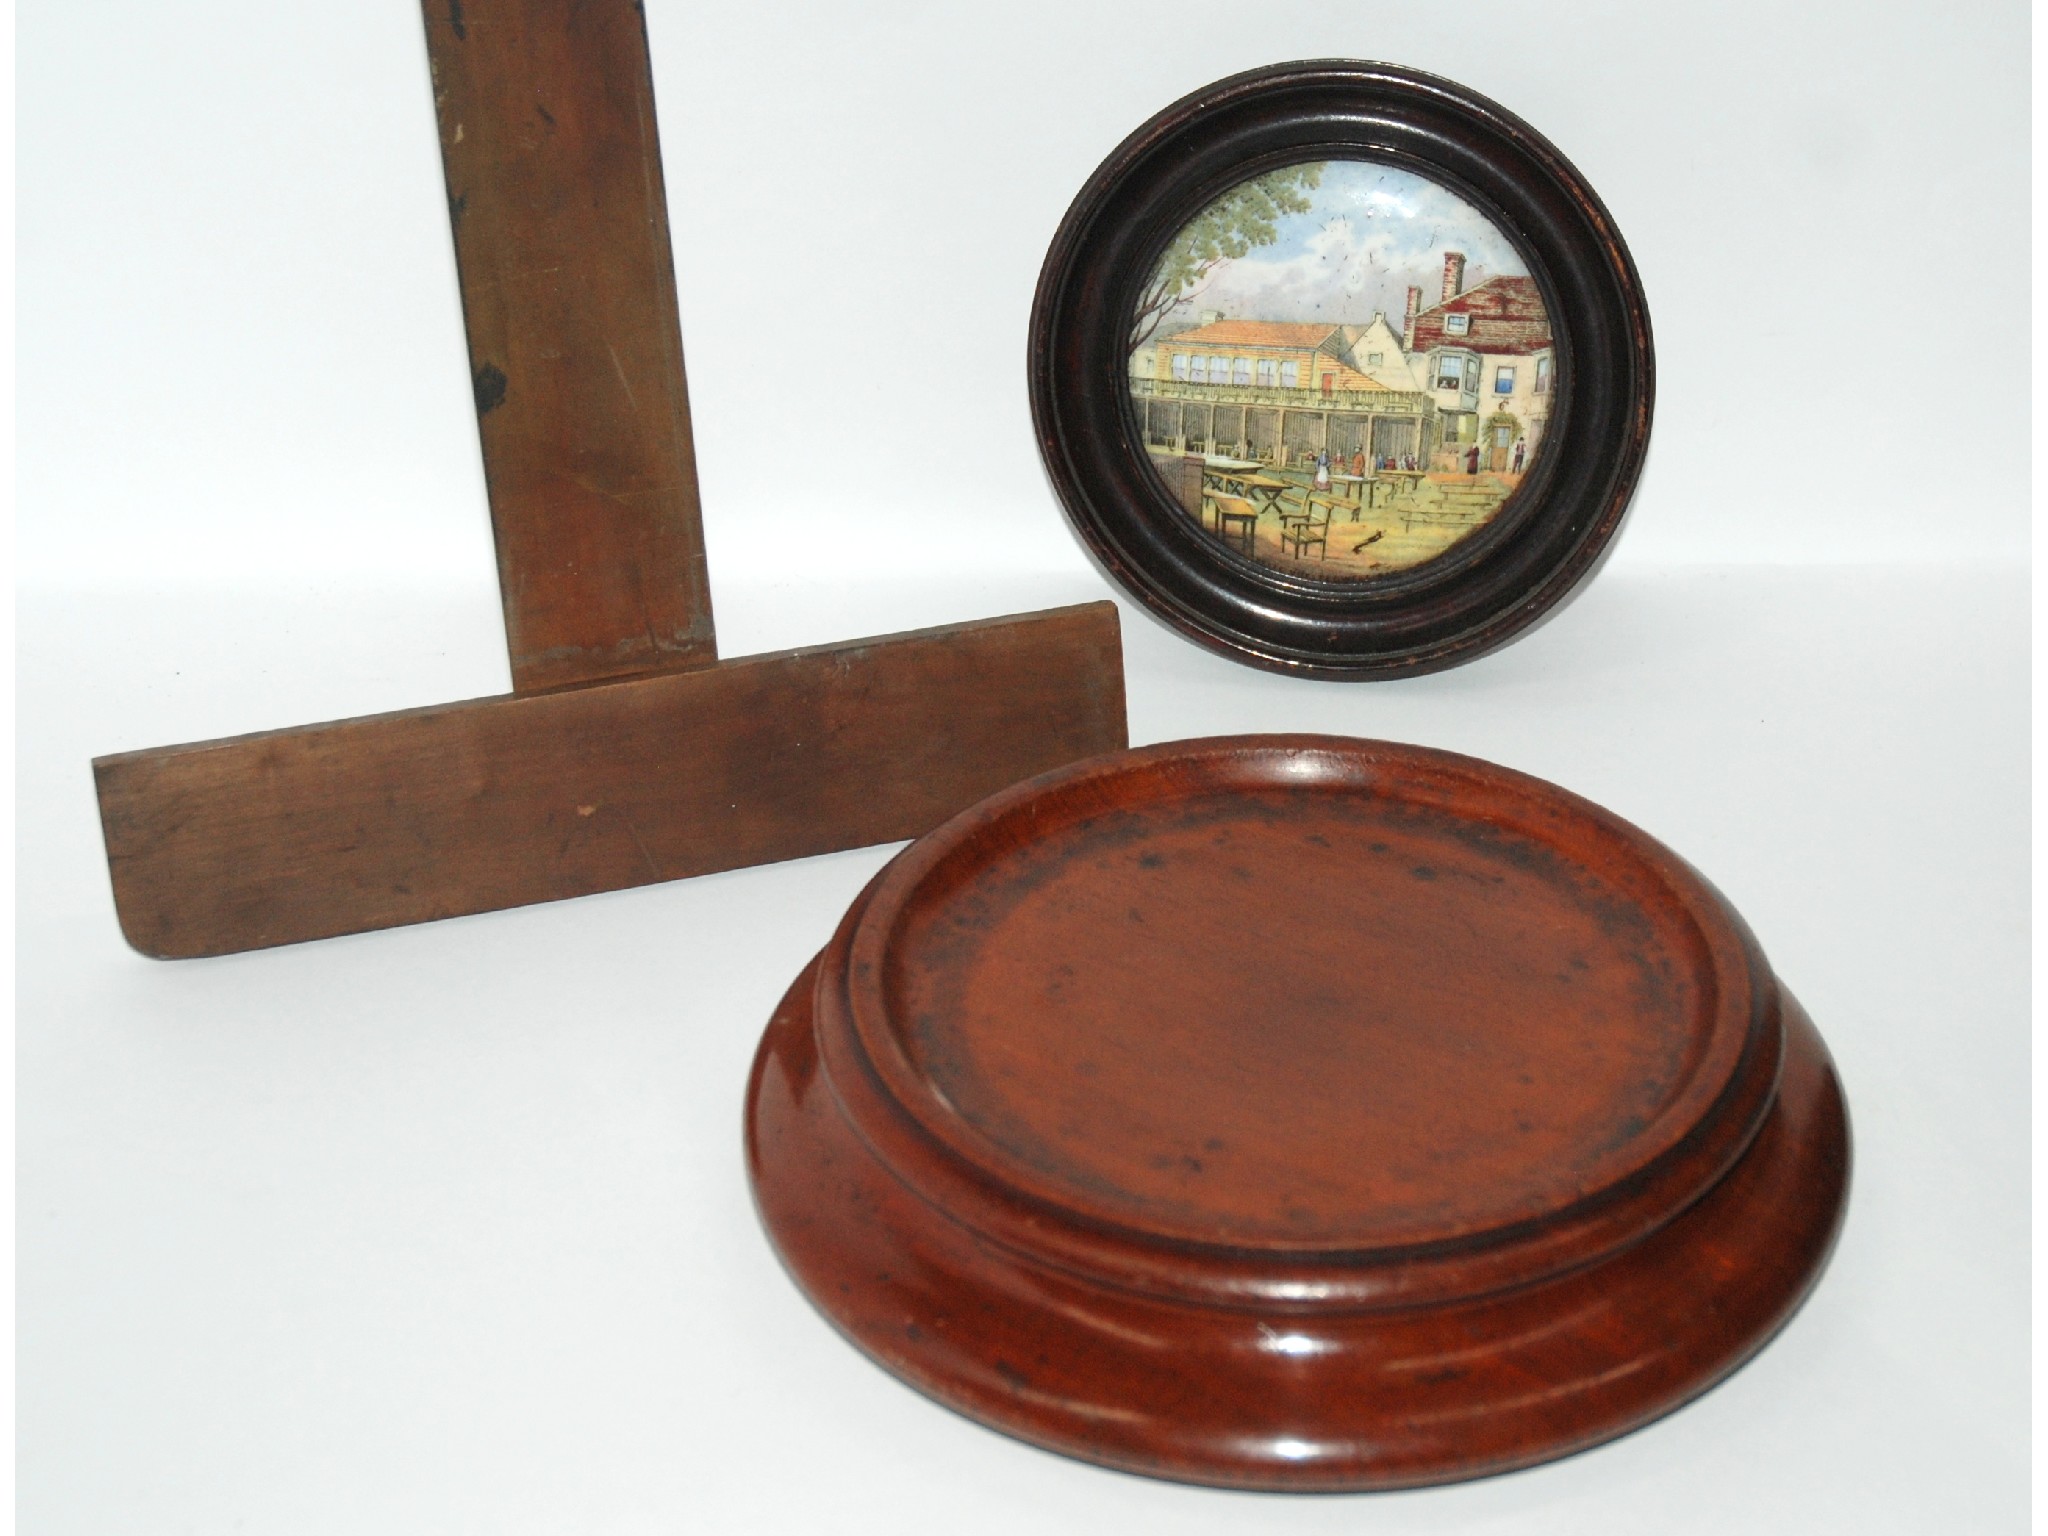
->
[883,786,1719,1250]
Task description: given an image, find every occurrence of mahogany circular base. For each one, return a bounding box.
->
[745,738,1850,1491]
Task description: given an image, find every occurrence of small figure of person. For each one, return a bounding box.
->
[1350,449,1367,478]
[1511,437,1526,473]
[1466,443,1480,476]
[1313,450,1331,492]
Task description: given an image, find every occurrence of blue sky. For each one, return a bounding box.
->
[1158,160,1532,331]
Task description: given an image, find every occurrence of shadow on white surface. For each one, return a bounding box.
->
[16,562,2027,1534]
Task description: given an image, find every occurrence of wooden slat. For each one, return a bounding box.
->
[95,604,1126,959]
[424,0,717,691]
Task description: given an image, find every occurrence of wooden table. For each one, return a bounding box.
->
[1333,472,1401,510]
[1206,470,1293,516]
[1204,493,1261,555]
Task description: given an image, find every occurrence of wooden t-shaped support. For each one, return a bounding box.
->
[90,2,1126,959]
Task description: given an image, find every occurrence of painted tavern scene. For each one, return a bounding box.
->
[1130,160,1554,578]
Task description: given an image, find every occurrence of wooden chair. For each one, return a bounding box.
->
[1280,493,1334,561]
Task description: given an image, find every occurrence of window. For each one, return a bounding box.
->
[1464,357,1480,389]
[1434,353,1465,390]
[1171,354,1189,381]
[1187,356,1207,384]
[1257,358,1278,387]
[1535,355,1553,394]
[1233,357,1252,385]
[1366,352,1384,365]
[1494,365,1516,394]
[1280,360,1299,388]
[1210,357,1230,385]
[1444,313,1470,336]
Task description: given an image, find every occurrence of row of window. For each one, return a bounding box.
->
[1163,348,1553,396]
[1440,313,1551,385]
[1170,354,1299,388]
[1433,353,1554,396]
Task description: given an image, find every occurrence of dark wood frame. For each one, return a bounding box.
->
[1029,61,1654,678]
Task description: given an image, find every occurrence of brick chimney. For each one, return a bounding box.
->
[1403,285,1423,340]
[1441,251,1466,303]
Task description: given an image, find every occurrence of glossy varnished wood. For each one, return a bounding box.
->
[746,738,1849,1490]
[424,0,716,693]
[96,604,1125,959]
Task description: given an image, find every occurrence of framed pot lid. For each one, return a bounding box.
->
[745,737,1849,1491]
[1029,62,1654,678]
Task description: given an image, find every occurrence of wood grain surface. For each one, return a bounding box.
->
[424,0,717,692]
[746,736,1850,1490]
[96,604,1126,959]
[90,5,1135,958]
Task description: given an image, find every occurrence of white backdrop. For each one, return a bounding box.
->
[16,2,2030,1532]
[19,0,2029,598]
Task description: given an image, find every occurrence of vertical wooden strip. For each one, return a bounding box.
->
[424,0,717,692]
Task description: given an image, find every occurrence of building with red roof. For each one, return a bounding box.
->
[1400,254,1555,472]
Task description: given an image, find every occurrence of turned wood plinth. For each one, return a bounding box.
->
[746,736,1849,1490]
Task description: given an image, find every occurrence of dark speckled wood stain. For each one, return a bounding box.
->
[746,737,1849,1490]
[888,786,1701,1249]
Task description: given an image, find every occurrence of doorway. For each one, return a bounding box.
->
[1488,423,1513,472]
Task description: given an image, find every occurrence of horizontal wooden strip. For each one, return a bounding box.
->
[95,603,1125,958]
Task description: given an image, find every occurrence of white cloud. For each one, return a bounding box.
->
[1166,162,1534,330]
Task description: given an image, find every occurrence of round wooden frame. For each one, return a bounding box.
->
[746,737,1849,1491]
[1028,62,1654,678]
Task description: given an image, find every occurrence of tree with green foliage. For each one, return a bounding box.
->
[1129,164,1324,350]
